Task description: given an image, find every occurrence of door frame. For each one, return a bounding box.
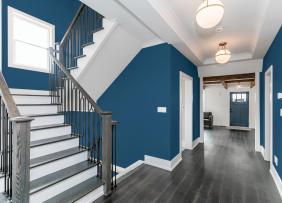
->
[264,65,273,163]
[179,71,193,152]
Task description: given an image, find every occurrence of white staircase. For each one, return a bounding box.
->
[70,18,142,101]
[9,89,104,203]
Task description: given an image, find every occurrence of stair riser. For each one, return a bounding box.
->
[30,151,88,181]
[13,95,52,105]
[30,138,79,159]
[10,89,49,96]
[18,105,59,115]
[31,115,64,127]
[31,126,72,142]
[30,166,97,203]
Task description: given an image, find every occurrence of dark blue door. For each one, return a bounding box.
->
[230,92,249,127]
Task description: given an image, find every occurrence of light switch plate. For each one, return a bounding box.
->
[274,155,278,167]
[278,93,282,99]
[157,107,167,113]
[280,109,282,117]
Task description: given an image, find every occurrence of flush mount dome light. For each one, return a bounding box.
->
[196,0,224,29]
[215,42,231,64]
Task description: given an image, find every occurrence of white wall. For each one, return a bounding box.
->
[203,83,256,128]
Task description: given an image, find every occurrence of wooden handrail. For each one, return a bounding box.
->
[0,72,20,117]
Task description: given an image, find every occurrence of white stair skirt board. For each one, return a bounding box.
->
[115,160,144,180]
[226,126,252,131]
[9,88,49,95]
[31,115,64,127]
[144,153,182,171]
[270,165,282,199]
[30,166,97,203]
[259,145,266,160]
[74,185,103,203]
[13,95,51,105]
[30,126,71,142]
[30,138,79,159]
[72,18,116,79]
[30,151,88,181]
[18,105,59,115]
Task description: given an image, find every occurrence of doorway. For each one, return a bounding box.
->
[264,66,273,162]
[180,72,193,151]
[230,92,249,127]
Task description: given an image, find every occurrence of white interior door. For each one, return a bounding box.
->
[180,72,193,151]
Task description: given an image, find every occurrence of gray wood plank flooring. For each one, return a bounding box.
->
[95,127,281,203]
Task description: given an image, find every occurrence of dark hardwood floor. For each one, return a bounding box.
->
[95,127,281,203]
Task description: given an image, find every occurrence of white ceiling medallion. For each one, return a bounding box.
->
[215,42,231,64]
[196,0,224,29]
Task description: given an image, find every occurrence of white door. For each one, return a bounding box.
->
[180,72,193,151]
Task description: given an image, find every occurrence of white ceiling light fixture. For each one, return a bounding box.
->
[215,42,231,64]
[196,0,224,29]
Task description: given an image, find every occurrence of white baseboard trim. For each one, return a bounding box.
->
[115,160,144,180]
[144,153,182,172]
[270,165,282,199]
[192,137,201,149]
[259,145,265,159]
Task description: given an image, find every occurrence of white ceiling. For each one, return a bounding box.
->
[82,0,282,66]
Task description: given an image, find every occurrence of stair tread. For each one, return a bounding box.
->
[30,147,87,168]
[31,123,70,131]
[28,113,64,117]
[74,54,86,59]
[43,177,103,203]
[17,103,61,106]
[91,27,104,34]
[12,94,56,97]
[30,134,78,148]
[68,66,79,70]
[81,41,95,48]
[30,160,97,194]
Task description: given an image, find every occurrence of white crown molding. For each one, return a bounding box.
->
[203,52,253,65]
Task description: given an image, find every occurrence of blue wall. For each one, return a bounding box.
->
[2,0,80,90]
[260,26,282,177]
[98,43,200,167]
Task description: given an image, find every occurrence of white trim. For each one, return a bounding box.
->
[264,65,273,163]
[192,137,201,149]
[75,185,103,203]
[200,77,204,143]
[259,145,265,159]
[115,160,144,180]
[142,39,164,48]
[179,71,193,151]
[270,165,282,199]
[7,6,55,73]
[144,153,182,171]
[255,72,260,152]
[0,0,2,72]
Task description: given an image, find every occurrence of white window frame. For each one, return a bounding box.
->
[8,6,55,73]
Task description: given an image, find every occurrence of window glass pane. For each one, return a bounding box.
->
[13,15,50,48]
[232,94,236,102]
[237,94,241,100]
[14,40,48,70]
[242,93,247,102]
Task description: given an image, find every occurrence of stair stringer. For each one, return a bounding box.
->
[72,22,143,101]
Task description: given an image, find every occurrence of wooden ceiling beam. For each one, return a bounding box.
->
[203,73,255,82]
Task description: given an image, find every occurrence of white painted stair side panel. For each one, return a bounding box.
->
[31,115,64,127]
[72,18,117,79]
[13,95,51,104]
[30,126,71,142]
[30,166,97,203]
[78,25,142,101]
[10,89,49,95]
[30,138,79,159]
[74,185,104,203]
[30,151,88,181]
[18,105,58,115]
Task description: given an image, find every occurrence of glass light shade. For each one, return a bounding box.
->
[196,0,224,29]
[215,49,231,64]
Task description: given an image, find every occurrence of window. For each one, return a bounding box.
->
[8,7,54,72]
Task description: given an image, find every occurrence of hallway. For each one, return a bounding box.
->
[96,127,281,203]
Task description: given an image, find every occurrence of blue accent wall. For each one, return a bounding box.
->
[98,43,200,167]
[260,26,282,177]
[2,0,80,90]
